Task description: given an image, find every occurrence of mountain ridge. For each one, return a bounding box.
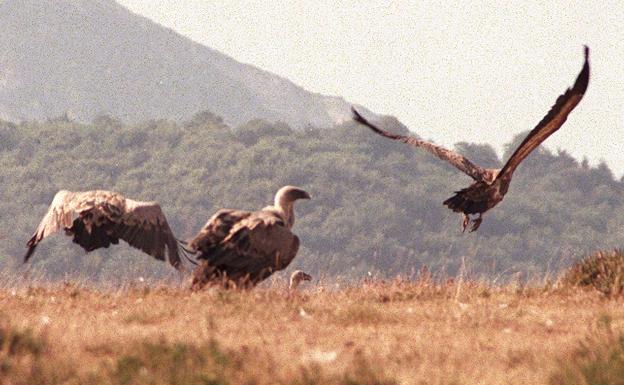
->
[0,0,363,127]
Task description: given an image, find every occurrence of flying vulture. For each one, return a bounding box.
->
[25,190,182,269]
[188,185,311,289]
[352,46,590,232]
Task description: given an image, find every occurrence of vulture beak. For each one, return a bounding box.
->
[293,189,311,200]
[302,272,312,281]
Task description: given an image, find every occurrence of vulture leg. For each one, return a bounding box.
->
[469,214,483,233]
[461,214,470,233]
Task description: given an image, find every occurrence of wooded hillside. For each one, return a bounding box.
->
[1,113,622,281]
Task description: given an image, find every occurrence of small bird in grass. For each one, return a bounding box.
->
[289,270,312,290]
[352,46,590,232]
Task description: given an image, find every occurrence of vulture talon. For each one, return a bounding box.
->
[461,214,470,233]
[469,215,483,233]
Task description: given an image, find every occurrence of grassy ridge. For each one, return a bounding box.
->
[1,278,623,384]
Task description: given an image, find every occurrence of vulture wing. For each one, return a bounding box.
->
[352,108,490,182]
[25,190,116,262]
[25,190,182,270]
[203,210,300,284]
[112,199,182,269]
[497,46,590,180]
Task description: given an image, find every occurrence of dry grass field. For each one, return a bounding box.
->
[1,276,623,385]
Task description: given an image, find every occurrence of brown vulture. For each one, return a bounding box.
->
[24,190,182,269]
[352,46,590,232]
[187,185,311,289]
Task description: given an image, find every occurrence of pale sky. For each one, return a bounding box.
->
[118,1,624,177]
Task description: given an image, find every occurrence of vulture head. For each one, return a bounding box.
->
[273,186,311,228]
[289,270,312,290]
[482,168,500,184]
[275,185,311,204]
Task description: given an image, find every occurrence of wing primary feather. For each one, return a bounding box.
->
[23,243,37,263]
[23,190,80,262]
[497,46,590,179]
[352,107,488,182]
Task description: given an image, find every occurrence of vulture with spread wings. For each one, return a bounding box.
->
[25,190,182,269]
[187,185,310,289]
[353,47,590,232]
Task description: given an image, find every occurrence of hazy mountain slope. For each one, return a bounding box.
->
[0,0,354,126]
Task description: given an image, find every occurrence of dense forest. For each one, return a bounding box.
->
[0,112,622,283]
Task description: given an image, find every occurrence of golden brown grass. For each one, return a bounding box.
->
[1,277,623,385]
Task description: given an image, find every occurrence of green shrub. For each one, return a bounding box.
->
[563,250,624,296]
[0,324,58,385]
[109,340,231,385]
[0,325,43,357]
[550,316,624,385]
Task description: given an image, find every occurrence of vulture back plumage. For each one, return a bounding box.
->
[189,186,310,289]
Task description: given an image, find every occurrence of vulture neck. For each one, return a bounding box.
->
[274,196,295,229]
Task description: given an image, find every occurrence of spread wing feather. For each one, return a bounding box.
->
[25,190,84,261]
[25,190,182,270]
[352,108,489,182]
[112,201,181,268]
[497,46,590,179]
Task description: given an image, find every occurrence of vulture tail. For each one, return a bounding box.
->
[176,238,197,254]
[176,239,199,266]
[443,188,489,215]
[181,249,198,266]
[24,236,37,263]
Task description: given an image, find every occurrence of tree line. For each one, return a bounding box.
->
[0,111,622,282]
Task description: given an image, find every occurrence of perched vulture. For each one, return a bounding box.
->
[25,190,182,269]
[188,185,311,289]
[289,270,312,290]
[352,46,590,232]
